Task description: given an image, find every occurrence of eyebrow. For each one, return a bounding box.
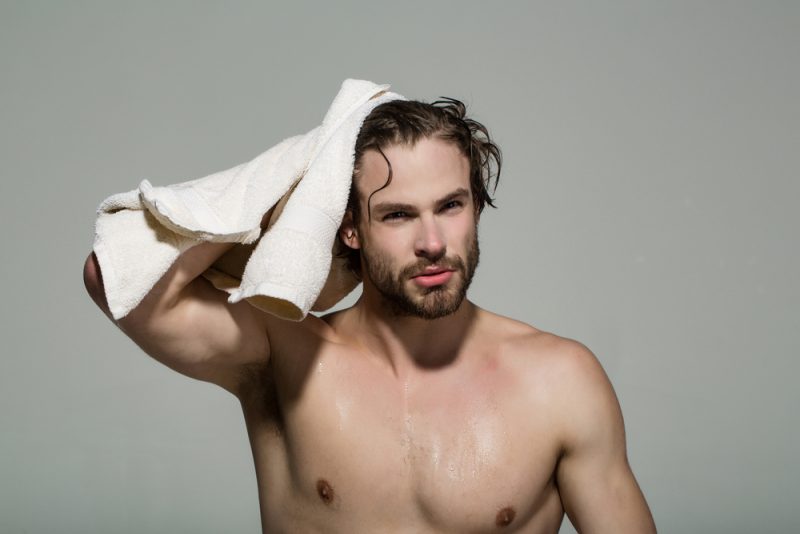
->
[372,188,470,215]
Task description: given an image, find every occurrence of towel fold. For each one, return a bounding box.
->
[93,79,406,321]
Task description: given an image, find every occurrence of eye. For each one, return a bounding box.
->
[383,211,408,221]
[441,200,463,211]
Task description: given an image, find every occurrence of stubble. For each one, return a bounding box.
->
[361,228,480,320]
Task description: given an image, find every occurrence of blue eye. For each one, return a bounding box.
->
[443,200,462,211]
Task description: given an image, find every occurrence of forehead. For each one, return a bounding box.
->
[355,137,470,204]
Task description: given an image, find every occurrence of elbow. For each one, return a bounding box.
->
[83,252,112,319]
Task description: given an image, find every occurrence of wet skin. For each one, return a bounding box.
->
[87,137,654,533]
[238,138,571,531]
[238,305,571,533]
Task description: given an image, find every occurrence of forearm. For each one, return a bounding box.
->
[83,239,236,324]
[132,240,237,315]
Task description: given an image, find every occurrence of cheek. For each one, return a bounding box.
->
[449,218,476,247]
[362,233,399,266]
[371,227,415,254]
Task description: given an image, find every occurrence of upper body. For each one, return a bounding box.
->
[84,100,656,533]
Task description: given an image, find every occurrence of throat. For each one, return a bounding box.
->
[350,300,480,374]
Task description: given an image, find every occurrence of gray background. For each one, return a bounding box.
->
[1,1,797,532]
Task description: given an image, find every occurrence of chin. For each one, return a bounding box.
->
[400,284,466,320]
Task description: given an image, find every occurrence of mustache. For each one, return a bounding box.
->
[399,255,466,279]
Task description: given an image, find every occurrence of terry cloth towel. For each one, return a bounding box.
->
[93,79,406,321]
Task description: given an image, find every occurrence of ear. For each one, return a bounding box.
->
[338,210,362,250]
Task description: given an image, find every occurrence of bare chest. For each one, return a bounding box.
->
[242,346,564,533]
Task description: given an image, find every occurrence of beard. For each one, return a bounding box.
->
[361,228,480,320]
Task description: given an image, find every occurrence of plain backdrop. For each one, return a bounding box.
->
[1,1,797,533]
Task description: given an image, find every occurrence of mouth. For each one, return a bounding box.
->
[412,267,454,278]
[411,268,455,287]
[412,265,455,278]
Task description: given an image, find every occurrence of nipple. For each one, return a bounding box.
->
[316,479,335,505]
[495,506,516,527]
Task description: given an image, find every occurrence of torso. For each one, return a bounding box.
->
[235,306,568,533]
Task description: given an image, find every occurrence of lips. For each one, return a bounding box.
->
[411,268,455,287]
[412,267,453,278]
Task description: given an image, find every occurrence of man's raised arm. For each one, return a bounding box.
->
[83,237,271,396]
[553,341,656,533]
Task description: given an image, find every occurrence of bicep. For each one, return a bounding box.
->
[553,343,655,533]
[118,274,270,395]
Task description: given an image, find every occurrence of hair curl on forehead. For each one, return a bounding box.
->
[341,97,502,277]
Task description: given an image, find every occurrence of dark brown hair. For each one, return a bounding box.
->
[342,97,502,276]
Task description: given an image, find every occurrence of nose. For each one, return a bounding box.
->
[414,214,446,260]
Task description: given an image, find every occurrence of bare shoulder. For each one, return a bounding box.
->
[478,309,594,361]
[260,307,344,365]
[236,310,338,403]
[480,311,622,448]
[478,309,612,400]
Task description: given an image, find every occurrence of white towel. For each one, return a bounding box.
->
[93,79,406,321]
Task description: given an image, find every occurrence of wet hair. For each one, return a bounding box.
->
[341,97,502,277]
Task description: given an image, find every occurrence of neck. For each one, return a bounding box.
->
[346,290,479,377]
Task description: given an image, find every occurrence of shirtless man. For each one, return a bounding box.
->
[83,98,656,533]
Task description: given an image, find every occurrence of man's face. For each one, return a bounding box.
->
[349,137,480,319]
